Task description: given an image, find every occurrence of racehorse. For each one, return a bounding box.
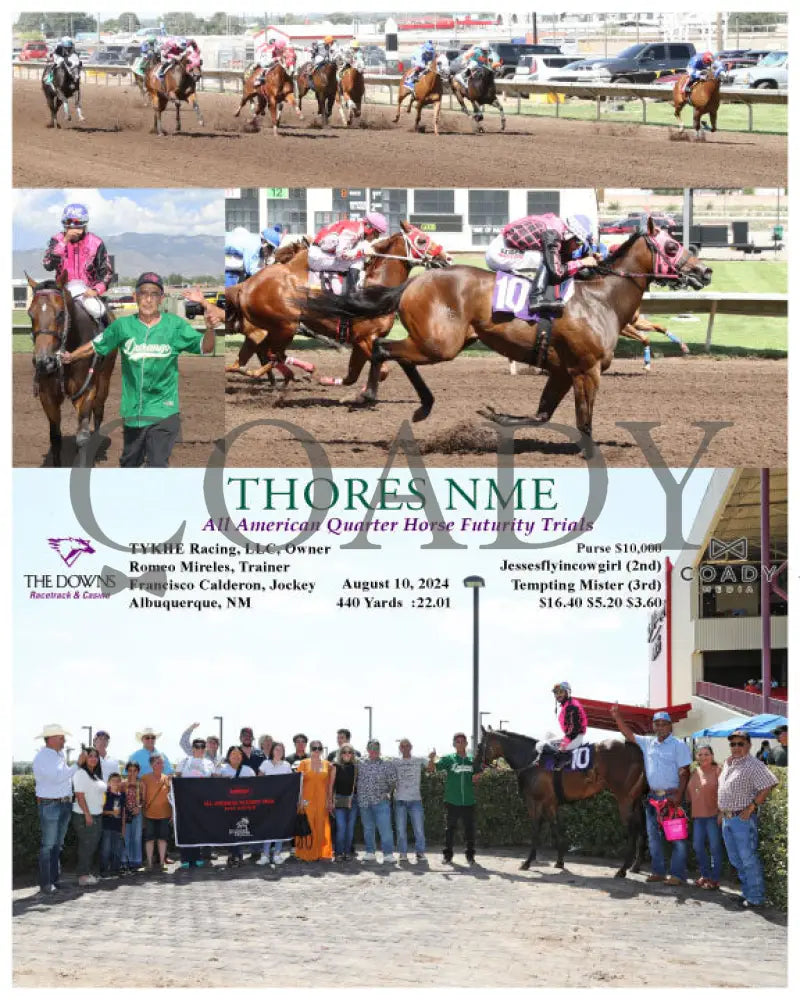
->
[301,219,711,456]
[450,63,506,133]
[296,60,338,126]
[130,52,157,104]
[621,310,690,371]
[337,64,365,126]
[225,223,449,390]
[144,49,204,135]
[673,72,721,138]
[42,56,84,128]
[235,63,297,136]
[393,56,449,135]
[477,727,646,878]
[26,274,117,467]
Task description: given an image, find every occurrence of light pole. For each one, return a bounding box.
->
[66,746,75,765]
[463,575,486,756]
[499,719,509,730]
[364,705,373,740]
[213,716,223,749]
[479,711,491,736]
[82,725,93,750]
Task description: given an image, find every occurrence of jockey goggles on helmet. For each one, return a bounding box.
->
[364,211,388,234]
[564,214,594,246]
[553,682,572,696]
[61,203,89,227]
[60,36,75,48]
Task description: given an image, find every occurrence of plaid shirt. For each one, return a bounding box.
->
[717,753,778,811]
[501,214,584,282]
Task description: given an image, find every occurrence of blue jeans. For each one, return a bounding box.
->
[122,812,142,867]
[394,799,426,854]
[692,815,723,881]
[334,803,359,855]
[722,814,766,904]
[100,829,124,872]
[37,800,73,891]
[645,795,688,879]
[360,799,395,854]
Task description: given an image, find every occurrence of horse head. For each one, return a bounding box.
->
[399,220,452,267]
[27,273,69,375]
[478,725,538,772]
[273,237,309,265]
[435,53,450,79]
[644,218,712,290]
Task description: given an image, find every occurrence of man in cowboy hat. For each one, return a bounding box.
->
[32,724,87,894]
[128,728,174,776]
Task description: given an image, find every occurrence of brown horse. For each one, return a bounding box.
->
[26,274,117,467]
[393,57,447,135]
[302,220,711,455]
[225,223,450,390]
[673,72,721,139]
[337,65,365,126]
[296,60,338,126]
[235,62,297,135]
[144,50,204,135]
[450,63,506,132]
[477,727,646,877]
[621,309,689,371]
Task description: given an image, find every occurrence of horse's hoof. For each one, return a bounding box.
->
[46,122,55,128]
[412,404,432,423]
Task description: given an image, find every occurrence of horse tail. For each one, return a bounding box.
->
[302,280,411,320]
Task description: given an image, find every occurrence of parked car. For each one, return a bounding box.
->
[722,49,775,84]
[19,40,48,61]
[93,48,128,65]
[600,212,679,236]
[492,42,563,78]
[512,53,581,85]
[550,41,696,84]
[729,50,788,89]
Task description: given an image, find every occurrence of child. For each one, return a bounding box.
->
[100,773,127,876]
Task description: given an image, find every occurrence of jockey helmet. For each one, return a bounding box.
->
[60,36,75,49]
[702,51,713,63]
[364,211,388,234]
[261,227,281,248]
[352,39,361,48]
[423,40,435,52]
[61,203,89,228]
[273,39,286,51]
[553,682,572,696]
[324,35,334,44]
[564,213,594,245]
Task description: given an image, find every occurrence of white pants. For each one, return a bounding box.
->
[563,733,589,751]
[307,245,360,274]
[485,233,542,274]
[66,280,106,319]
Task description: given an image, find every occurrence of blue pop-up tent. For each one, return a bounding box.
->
[692,713,788,739]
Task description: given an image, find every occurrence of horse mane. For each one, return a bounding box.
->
[273,238,309,264]
[494,727,537,743]
[32,279,60,292]
[605,230,646,262]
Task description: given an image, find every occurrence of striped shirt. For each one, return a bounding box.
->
[717,753,778,812]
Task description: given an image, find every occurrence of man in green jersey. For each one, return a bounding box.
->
[427,732,482,865]
[62,273,217,467]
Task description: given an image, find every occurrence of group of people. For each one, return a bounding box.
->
[38,202,220,467]
[32,722,484,894]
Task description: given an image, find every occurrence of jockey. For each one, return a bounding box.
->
[683,50,722,95]
[407,40,437,85]
[534,683,589,766]
[454,41,499,88]
[158,36,189,80]
[42,203,112,333]
[338,38,364,75]
[311,35,337,68]
[484,212,600,314]
[253,37,288,86]
[308,211,389,293]
[132,34,158,76]
[260,226,283,265]
[50,36,81,73]
[224,227,263,282]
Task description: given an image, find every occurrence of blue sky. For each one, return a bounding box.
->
[13,466,713,762]
[13,189,224,250]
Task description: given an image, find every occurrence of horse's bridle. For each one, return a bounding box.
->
[595,232,696,289]
[368,230,452,268]
[29,288,69,350]
[29,287,98,401]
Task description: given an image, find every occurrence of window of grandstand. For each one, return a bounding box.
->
[413,190,455,214]
[371,189,408,234]
[267,188,308,233]
[225,189,259,231]
[527,190,561,216]
[468,189,509,245]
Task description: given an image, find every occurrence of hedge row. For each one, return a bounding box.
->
[14,767,787,907]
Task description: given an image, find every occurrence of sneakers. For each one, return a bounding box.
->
[664,876,683,887]
[256,854,271,866]
[334,853,345,863]
[646,874,665,883]
[442,853,453,864]
[383,853,397,864]
[398,853,408,862]
[465,852,476,865]
[362,852,376,863]
[37,884,57,896]
[273,851,285,865]
[738,899,766,910]
[416,852,427,862]
[180,861,191,870]
[77,874,98,886]
[194,860,205,868]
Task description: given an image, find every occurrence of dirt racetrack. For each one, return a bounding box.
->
[13,79,787,189]
[13,355,223,467]
[225,352,786,468]
[13,851,786,987]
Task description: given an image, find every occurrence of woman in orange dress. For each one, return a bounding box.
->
[296,741,333,861]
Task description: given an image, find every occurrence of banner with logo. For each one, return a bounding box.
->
[172,774,301,847]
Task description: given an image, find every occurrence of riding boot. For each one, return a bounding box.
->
[525,264,549,314]
[345,268,361,295]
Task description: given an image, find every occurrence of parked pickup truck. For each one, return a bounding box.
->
[550,41,696,84]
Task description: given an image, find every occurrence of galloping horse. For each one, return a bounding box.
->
[450,64,506,132]
[337,64,365,126]
[301,220,711,455]
[673,72,721,138]
[144,49,204,135]
[621,310,689,371]
[42,56,84,128]
[226,223,450,390]
[26,274,117,467]
[477,727,646,877]
[393,56,448,135]
[296,60,338,126]
[235,63,296,136]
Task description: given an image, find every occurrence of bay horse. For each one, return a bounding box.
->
[296,60,338,126]
[477,727,646,877]
[144,49,204,136]
[301,219,711,456]
[225,223,450,391]
[26,274,117,467]
[42,57,84,128]
[235,63,297,136]
[337,64,365,126]
[451,63,506,133]
[393,56,449,135]
[673,72,721,139]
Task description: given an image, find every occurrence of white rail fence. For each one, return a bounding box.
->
[641,291,787,349]
[15,62,787,132]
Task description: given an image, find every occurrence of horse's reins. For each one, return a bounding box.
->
[367,230,447,267]
[591,235,693,287]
